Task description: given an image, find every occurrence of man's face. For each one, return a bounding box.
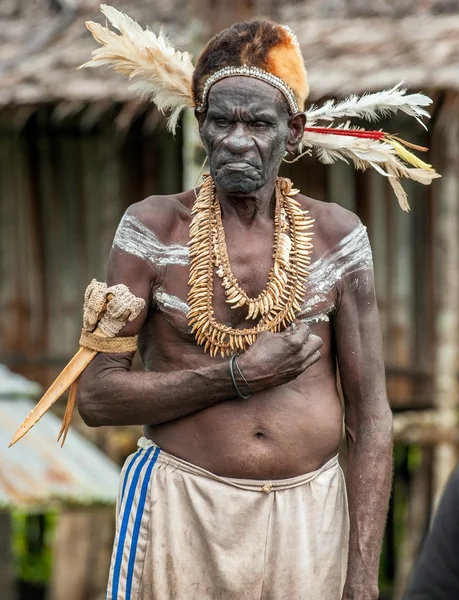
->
[197,77,300,195]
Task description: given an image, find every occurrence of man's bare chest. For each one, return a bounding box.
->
[113,212,373,336]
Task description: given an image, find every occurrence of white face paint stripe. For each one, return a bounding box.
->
[113,213,189,267]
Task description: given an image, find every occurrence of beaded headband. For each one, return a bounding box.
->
[195,65,300,114]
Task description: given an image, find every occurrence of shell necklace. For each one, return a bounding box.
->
[187,176,314,357]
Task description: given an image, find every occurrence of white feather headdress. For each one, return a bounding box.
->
[301,85,440,210]
[81,5,440,210]
[80,4,194,132]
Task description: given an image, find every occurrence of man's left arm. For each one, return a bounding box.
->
[333,243,393,600]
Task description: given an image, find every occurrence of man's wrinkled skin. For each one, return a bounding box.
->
[77,77,393,600]
[200,79,293,195]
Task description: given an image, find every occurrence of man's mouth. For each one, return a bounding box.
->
[219,161,257,170]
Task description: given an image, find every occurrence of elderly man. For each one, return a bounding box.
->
[76,14,394,600]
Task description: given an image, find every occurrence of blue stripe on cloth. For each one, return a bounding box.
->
[111,446,154,599]
[120,449,141,507]
[125,446,161,598]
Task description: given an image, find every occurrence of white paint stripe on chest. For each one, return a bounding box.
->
[116,218,373,324]
[298,222,373,316]
[113,213,189,267]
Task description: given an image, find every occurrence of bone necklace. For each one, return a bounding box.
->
[187,175,314,357]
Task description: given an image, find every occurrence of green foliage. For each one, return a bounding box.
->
[12,511,57,584]
[378,443,425,595]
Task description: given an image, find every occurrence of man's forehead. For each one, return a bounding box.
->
[207,76,288,113]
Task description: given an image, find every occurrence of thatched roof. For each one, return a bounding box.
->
[291,13,459,98]
[1,0,459,108]
[0,0,192,107]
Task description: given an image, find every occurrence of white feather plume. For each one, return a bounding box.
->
[306,83,432,130]
[79,4,195,132]
[79,6,439,210]
[303,127,440,211]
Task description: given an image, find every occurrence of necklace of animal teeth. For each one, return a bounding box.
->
[187,175,314,358]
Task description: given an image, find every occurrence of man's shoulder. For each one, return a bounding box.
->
[122,190,195,237]
[296,194,362,249]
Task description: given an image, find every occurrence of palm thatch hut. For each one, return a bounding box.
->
[1,1,458,597]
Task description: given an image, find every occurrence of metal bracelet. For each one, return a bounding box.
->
[229,354,253,400]
[234,355,254,396]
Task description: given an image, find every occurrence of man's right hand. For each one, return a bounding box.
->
[237,322,323,393]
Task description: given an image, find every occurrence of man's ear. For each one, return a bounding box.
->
[286,112,306,154]
[194,109,206,145]
[195,109,206,130]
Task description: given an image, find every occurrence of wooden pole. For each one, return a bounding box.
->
[0,511,16,600]
[182,3,208,193]
[393,410,459,444]
[182,0,264,193]
[49,507,115,600]
[392,450,430,600]
[432,99,459,506]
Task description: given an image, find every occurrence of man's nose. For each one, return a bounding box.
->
[224,124,255,154]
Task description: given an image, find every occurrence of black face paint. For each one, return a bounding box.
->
[198,77,292,195]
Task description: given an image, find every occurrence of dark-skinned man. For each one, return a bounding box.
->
[75,11,400,600]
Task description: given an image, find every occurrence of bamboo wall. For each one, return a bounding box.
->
[0,104,182,389]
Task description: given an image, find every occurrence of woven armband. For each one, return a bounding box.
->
[79,330,138,353]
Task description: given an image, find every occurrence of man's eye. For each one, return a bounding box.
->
[251,121,268,129]
[215,119,229,127]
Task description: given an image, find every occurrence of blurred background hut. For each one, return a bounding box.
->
[0,364,120,600]
[0,1,458,598]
